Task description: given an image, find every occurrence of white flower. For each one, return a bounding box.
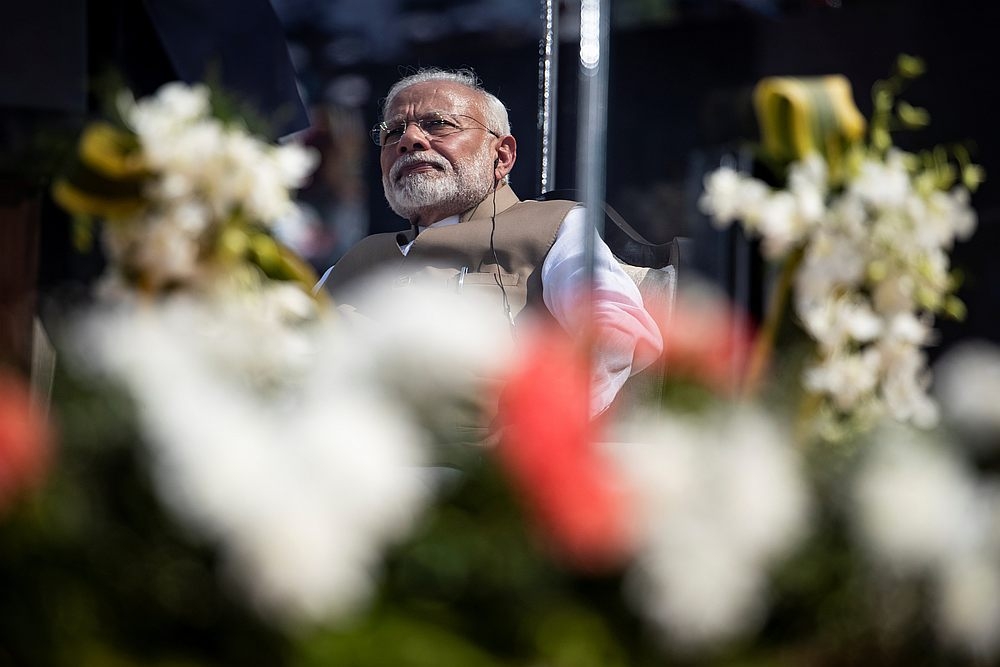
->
[798,295,882,353]
[936,556,1000,659]
[336,272,519,388]
[698,167,769,228]
[849,150,912,211]
[852,425,978,571]
[883,311,932,347]
[804,348,882,411]
[121,82,210,132]
[145,117,227,180]
[946,188,978,241]
[795,228,867,307]
[878,341,938,429]
[701,146,972,431]
[74,289,438,624]
[934,341,1000,440]
[274,142,319,189]
[100,210,204,289]
[70,277,520,624]
[871,272,916,317]
[752,190,804,258]
[698,167,745,225]
[852,424,1000,660]
[787,154,828,222]
[628,538,766,651]
[610,408,810,651]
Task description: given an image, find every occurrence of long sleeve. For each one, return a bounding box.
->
[541,207,664,414]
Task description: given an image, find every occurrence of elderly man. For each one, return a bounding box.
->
[321,68,661,414]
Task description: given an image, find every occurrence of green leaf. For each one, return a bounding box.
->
[896,53,926,79]
[896,102,930,129]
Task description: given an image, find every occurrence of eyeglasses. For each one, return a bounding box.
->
[371,112,499,147]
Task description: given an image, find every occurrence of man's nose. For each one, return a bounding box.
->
[396,122,428,154]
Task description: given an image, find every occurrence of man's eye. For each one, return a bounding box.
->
[384,126,405,140]
[422,118,455,133]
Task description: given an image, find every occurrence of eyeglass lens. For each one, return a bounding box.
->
[372,113,494,147]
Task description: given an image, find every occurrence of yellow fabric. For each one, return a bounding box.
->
[753,75,866,174]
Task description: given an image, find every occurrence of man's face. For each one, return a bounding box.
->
[380,81,498,226]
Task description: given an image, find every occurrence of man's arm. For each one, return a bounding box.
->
[540,207,664,415]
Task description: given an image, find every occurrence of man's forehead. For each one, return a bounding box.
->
[385,81,481,117]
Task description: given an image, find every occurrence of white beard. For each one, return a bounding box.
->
[383,145,495,223]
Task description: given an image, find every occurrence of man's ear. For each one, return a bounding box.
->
[495,134,516,183]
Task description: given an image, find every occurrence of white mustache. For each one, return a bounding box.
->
[389,153,450,182]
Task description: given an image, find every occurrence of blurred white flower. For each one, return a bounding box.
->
[72,279,517,624]
[753,190,805,259]
[121,82,211,143]
[274,141,318,189]
[880,349,939,429]
[852,426,978,571]
[936,555,1000,659]
[610,408,810,651]
[101,210,204,289]
[799,295,882,353]
[698,167,745,225]
[332,270,518,397]
[699,144,974,430]
[934,341,1000,440]
[796,228,866,307]
[913,188,978,250]
[852,424,1000,660]
[870,272,916,317]
[699,167,769,228]
[849,150,912,210]
[105,82,319,293]
[787,154,828,201]
[803,348,881,411]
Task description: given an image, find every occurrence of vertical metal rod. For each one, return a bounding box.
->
[538,0,559,195]
[578,0,610,288]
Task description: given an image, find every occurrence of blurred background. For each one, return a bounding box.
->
[12,0,1000,358]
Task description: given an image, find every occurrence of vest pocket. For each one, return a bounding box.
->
[460,271,520,287]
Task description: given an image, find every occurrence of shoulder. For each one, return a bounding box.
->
[343,231,404,251]
[511,198,579,215]
[325,231,405,292]
[501,199,579,229]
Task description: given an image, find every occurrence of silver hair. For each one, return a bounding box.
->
[381,67,511,137]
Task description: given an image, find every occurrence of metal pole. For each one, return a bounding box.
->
[538,0,559,195]
[577,0,610,286]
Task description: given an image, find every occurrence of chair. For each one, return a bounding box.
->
[536,189,688,310]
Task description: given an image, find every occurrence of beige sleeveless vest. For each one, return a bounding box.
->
[325,187,577,319]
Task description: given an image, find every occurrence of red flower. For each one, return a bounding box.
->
[495,326,634,572]
[648,290,757,395]
[0,371,53,514]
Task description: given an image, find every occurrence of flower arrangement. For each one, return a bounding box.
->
[699,55,982,440]
[53,82,318,295]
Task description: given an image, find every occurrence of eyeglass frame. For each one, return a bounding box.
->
[370,112,500,148]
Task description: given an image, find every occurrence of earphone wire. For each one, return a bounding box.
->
[489,174,516,338]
